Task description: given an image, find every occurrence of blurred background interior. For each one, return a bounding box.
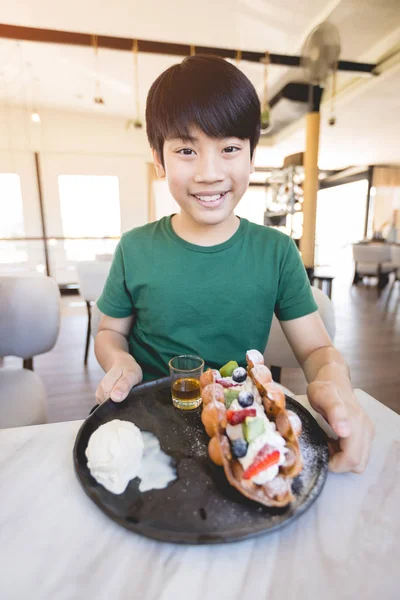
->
[0,1,399,425]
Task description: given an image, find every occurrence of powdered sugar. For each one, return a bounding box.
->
[287,410,302,436]
[246,349,264,365]
[251,364,273,383]
[293,410,329,499]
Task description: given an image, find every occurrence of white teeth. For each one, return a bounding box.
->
[194,193,225,202]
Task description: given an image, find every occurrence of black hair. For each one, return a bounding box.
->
[146,54,261,166]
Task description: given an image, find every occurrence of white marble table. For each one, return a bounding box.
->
[0,390,399,600]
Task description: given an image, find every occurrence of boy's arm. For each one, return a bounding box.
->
[279,312,374,474]
[94,314,143,404]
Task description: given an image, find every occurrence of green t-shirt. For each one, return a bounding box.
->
[97,216,317,380]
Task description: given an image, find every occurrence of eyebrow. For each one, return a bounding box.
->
[168,136,198,144]
[170,135,242,144]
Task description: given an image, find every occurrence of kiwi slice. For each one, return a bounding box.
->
[224,389,240,408]
[243,417,265,443]
[220,360,239,378]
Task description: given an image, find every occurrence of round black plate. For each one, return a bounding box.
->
[73,377,329,544]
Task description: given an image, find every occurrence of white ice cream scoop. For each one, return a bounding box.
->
[85,419,144,494]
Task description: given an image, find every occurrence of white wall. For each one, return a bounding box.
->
[0,105,152,234]
[0,105,153,280]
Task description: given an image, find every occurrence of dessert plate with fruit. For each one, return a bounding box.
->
[201,350,307,508]
[73,351,328,544]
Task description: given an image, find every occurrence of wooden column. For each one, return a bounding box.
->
[300,112,320,269]
[300,85,323,274]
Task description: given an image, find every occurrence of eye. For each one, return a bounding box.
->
[223,146,241,153]
[177,148,196,156]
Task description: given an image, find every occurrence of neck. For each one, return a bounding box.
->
[171,212,240,246]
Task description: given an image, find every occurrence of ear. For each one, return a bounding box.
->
[152,149,166,178]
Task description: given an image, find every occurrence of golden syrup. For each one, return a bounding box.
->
[171,377,202,410]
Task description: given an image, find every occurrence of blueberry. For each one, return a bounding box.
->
[232,367,247,383]
[238,391,254,408]
[231,439,248,458]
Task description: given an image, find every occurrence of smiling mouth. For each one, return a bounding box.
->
[191,191,229,203]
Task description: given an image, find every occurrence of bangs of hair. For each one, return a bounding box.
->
[146,55,260,164]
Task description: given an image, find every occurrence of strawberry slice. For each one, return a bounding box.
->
[216,378,241,389]
[227,408,256,425]
[243,444,280,480]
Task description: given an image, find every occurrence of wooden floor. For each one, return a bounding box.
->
[5,271,400,422]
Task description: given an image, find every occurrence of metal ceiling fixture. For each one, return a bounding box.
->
[126,39,143,130]
[301,21,341,124]
[260,52,272,134]
[91,34,105,106]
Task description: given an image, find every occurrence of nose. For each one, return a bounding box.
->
[193,153,225,184]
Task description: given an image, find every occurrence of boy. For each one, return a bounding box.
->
[95,55,373,473]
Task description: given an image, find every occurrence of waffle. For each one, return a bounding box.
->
[200,350,303,508]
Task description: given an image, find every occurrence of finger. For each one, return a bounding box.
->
[95,383,106,405]
[308,382,352,438]
[329,408,375,474]
[328,433,363,473]
[329,450,363,473]
[352,461,367,474]
[350,419,374,474]
[110,375,134,402]
[329,449,349,473]
[327,437,340,458]
[100,366,123,398]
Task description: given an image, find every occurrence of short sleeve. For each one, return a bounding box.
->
[275,238,318,321]
[96,241,134,318]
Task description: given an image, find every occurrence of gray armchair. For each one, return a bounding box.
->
[75,261,111,365]
[0,276,60,428]
[264,286,336,383]
[391,244,400,285]
[352,243,395,291]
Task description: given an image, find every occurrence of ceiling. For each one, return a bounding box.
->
[0,0,400,168]
[255,59,400,169]
[0,0,337,51]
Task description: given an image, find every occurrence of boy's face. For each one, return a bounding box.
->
[153,127,255,228]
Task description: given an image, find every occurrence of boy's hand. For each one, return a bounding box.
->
[306,380,375,473]
[96,359,143,404]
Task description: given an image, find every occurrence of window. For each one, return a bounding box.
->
[58,175,121,261]
[315,180,368,268]
[235,186,267,225]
